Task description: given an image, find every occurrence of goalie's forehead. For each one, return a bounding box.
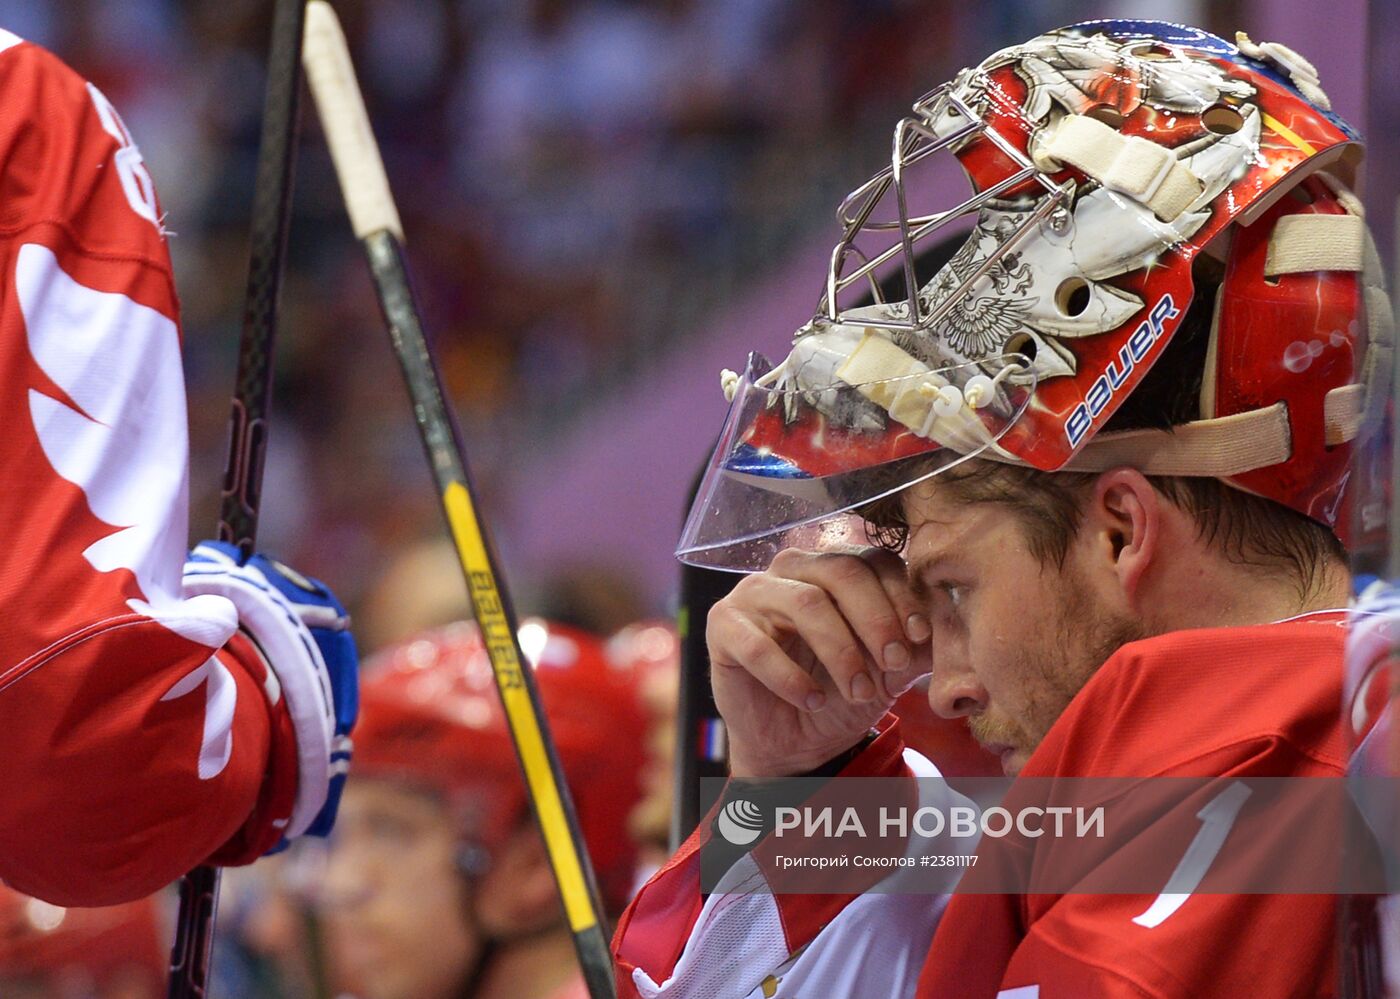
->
[901,478,1044,547]
[904,520,994,588]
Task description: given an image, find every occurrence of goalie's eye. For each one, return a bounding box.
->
[924,580,965,620]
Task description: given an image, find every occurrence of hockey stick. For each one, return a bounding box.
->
[168,0,307,994]
[300,4,617,997]
[672,462,736,849]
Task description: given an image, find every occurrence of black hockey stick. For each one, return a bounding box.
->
[671,460,736,848]
[168,0,306,995]
[300,4,617,996]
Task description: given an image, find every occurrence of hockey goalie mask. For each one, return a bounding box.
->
[679,20,1386,571]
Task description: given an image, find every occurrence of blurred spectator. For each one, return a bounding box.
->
[317,618,649,998]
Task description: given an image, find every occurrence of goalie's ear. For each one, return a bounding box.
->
[1083,467,1163,610]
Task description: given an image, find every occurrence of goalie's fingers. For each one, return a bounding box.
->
[861,546,933,651]
[718,568,880,704]
[708,609,828,712]
[769,547,917,679]
[711,568,873,699]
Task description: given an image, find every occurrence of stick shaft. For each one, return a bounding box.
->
[366,215,618,999]
[672,556,734,849]
[301,4,616,994]
[169,1,306,995]
[217,0,306,556]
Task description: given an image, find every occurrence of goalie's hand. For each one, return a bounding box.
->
[707,546,931,778]
[183,541,358,846]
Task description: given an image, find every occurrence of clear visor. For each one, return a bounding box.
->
[677,351,1036,571]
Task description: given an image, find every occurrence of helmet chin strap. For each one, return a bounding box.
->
[453,844,499,998]
[457,930,497,998]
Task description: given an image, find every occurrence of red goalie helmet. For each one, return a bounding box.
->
[679,20,1392,570]
[354,619,650,909]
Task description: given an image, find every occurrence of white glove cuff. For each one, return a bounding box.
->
[183,557,334,839]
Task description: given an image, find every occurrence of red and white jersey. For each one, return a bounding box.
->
[614,615,1353,998]
[921,613,1350,998]
[0,31,297,905]
[613,722,961,999]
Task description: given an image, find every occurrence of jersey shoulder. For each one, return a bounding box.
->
[0,29,168,266]
[1030,616,1348,777]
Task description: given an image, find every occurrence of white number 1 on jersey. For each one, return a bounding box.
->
[1132,781,1252,929]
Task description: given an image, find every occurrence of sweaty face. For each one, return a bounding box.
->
[320,780,481,999]
[902,481,1143,775]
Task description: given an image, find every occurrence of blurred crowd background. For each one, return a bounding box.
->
[0,0,1374,996]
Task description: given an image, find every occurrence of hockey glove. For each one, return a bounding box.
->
[183,541,358,847]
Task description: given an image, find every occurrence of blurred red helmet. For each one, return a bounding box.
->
[0,886,165,992]
[355,619,649,910]
[606,619,680,681]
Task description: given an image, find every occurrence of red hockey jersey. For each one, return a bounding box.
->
[614,613,1352,998]
[0,31,298,905]
[920,612,1351,998]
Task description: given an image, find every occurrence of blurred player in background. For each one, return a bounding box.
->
[319,618,649,999]
[355,537,476,652]
[607,620,683,878]
[0,885,166,999]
